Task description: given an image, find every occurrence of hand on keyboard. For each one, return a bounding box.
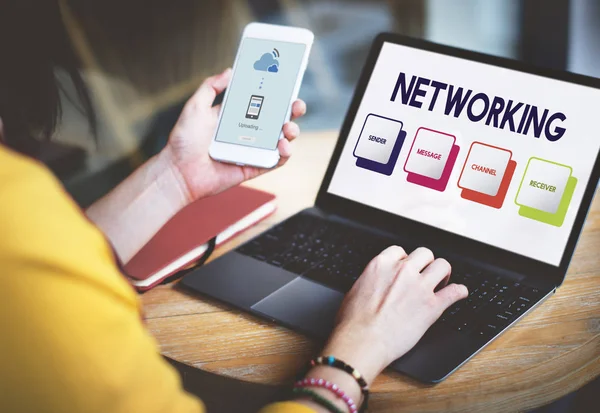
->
[318,245,468,385]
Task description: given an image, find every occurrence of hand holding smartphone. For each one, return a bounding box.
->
[209,23,314,169]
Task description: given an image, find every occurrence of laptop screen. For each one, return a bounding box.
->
[327,41,600,266]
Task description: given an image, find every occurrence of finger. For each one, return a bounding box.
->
[377,245,407,261]
[291,99,307,120]
[241,163,266,178]
[420,258,451,290]
[361,245,407,286]
[404,247,435,272]
[435,283,469,312]
[277,138,292,160]
[191,68,232,109]
[282,122,300,142]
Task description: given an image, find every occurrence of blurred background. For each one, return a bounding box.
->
[53,0,600,207]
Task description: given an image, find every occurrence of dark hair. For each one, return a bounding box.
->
[0,1,96,152]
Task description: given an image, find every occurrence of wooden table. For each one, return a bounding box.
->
[142,131,600,412]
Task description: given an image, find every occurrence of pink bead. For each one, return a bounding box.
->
[299,376,359,413]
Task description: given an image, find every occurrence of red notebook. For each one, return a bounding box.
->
[124,185,276,291]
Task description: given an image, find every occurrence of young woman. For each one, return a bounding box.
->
[0,2,468,412]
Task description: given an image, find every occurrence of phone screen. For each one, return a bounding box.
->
[245,95,264,119]
[215,37,307,150]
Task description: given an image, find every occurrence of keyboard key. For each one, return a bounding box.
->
[271,258,286,266]
[494,297,506,306]
[455,320,472,333]
[470,303,482,311]
[495,313,510,322]
[502,310,514,318]
[476,323,499,339]
[448,305,462,317]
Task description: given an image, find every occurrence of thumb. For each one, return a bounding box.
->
[190,68,232,109]
[435,283,468,312]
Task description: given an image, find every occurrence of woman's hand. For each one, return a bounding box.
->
[162,68,307,203]
[294,246,468,413]
[86,69,304,263]
[322,246,468,384]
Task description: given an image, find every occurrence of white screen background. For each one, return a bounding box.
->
[328,42,600,266]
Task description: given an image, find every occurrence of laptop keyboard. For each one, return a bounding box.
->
[237,213,546,340]
[442,268,544,339]
[237,214,399,291]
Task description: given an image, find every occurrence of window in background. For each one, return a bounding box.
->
[57,0,596,205]
[568,0,600,78]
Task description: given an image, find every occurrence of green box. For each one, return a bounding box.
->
[514,157,577,227]
[517,176,577,227]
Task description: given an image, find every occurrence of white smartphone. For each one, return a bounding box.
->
[209,23,314,169]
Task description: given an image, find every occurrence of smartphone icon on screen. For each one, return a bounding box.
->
[246,95,264,120]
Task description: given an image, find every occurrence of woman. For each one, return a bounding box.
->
[0,2,468,412]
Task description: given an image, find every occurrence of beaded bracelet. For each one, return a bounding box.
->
[292,387,345,413]
[295,377,358,413]
[298,356,369,413]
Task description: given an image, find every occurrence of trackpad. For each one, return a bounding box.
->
[251,277,345,340]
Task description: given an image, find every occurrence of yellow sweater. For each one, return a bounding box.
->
[0,146,313,413]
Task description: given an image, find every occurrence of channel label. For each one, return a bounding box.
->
[458,142,517,209]
[403,127,460,192]
[354,114,407,176]
[515,157,577,227]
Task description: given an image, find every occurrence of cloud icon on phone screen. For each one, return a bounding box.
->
[254,52,280,72]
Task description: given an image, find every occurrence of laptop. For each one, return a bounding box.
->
[182,33,600,383]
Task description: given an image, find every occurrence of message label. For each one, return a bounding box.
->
[404,128,455,180]
[515,157,571,215]
[458,142,512,197]
[354,114,403,164]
